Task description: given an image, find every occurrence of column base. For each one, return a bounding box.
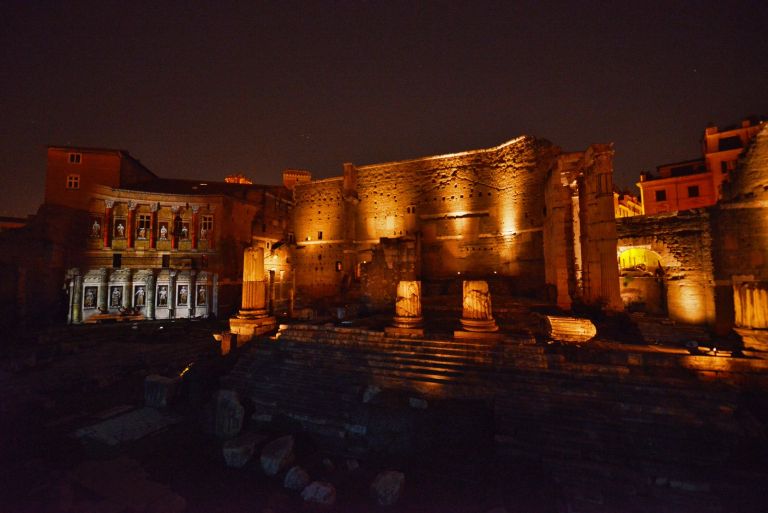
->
[459,317,499,332]
[237,308,268,319]
[386,315,424,337]
[229,315,276,344]
[454,329,504,340]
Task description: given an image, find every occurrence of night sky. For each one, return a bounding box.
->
[1,0,766,217]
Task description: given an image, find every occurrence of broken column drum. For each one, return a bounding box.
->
[393,280,423,328]
[460,280,498,332]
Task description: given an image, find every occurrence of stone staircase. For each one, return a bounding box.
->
[222,323,768,512]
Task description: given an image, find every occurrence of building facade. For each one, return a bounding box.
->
[291,136,622,312]
[0,146,294,329]
[638,118,765,215]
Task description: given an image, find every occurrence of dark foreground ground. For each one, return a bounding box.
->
[1,316,767,513]
[0,320,557,513]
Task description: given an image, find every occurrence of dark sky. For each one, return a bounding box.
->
[1,0,766,217]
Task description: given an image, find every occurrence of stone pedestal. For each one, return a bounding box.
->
[386,280,424,337]
[229,245,276,342]
[454,280,500,338]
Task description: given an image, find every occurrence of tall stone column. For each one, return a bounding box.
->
[127,201,137,248]
[386,280,424,337]
[239,246,267,317]
[97,268,109,312]
[191,205,200,250]
[188,270,197,318]
[150,203,158,249]
[457,280,498,334]
[171,205,180,250]
[169,270,177,319]
[103,200,114,249]
[123,270,133,310]
[229,245,276,343]
[72,270,83,324]
[145,271,156,320]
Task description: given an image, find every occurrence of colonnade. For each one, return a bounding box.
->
[67,267,213,323]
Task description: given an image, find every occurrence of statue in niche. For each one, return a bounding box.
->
[91,220,101,237]
[110,286,122,307]
[134,286,145,306]
[181,224,189,239]
[157,285,168,307]
[84,287,96,308]
[197,285,206,305]
[178,285,188,305]
[116,223,125,238]
[138,227,146,239]
[200,227,208,240]
[159,224,168,240]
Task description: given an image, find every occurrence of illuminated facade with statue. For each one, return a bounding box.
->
[4,122,768,335]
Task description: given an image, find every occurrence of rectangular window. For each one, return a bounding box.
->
[68,153,82,164]
[655,190,667,202]
[688,185,700,198]
[162,254,170,268]
[136,214,151,239]
[66,174,80,189]
[112,253,122,268]
[317,231,323,240]
[201,215,213,239]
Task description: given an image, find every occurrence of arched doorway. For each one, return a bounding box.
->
[618,247,666,314]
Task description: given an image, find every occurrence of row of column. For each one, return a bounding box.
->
[69,268,207,324]
[391,279,498,334]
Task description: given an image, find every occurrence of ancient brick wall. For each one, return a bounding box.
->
[359,237,419,309]
[292,178,352,299]
[712,125,768,329]
[353,136,557,290]
[617,210,716,325]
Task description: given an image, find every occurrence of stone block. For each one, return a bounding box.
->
[371,470,405,506]
[214,389,244,439]
[284,465,310,491]
[260,435,295,476]
[222,432,266,468]
[301,481,336,505]
[144,374,180,408]
[544,315,597,343]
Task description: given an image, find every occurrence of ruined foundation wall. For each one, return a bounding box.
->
[354,136,557,290]
[293,178,351,299]
[713,125,768,329]
[617,211,716,325]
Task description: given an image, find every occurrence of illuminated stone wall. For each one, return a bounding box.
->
[617,211,716,325]
[353,136,558,289]
[291,135,623,309]
[713,125,768,330]
[292,178,353,299]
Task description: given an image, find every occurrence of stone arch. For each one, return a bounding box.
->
[617,245,667,315]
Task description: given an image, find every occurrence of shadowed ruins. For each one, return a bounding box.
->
[2,124,768,512]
